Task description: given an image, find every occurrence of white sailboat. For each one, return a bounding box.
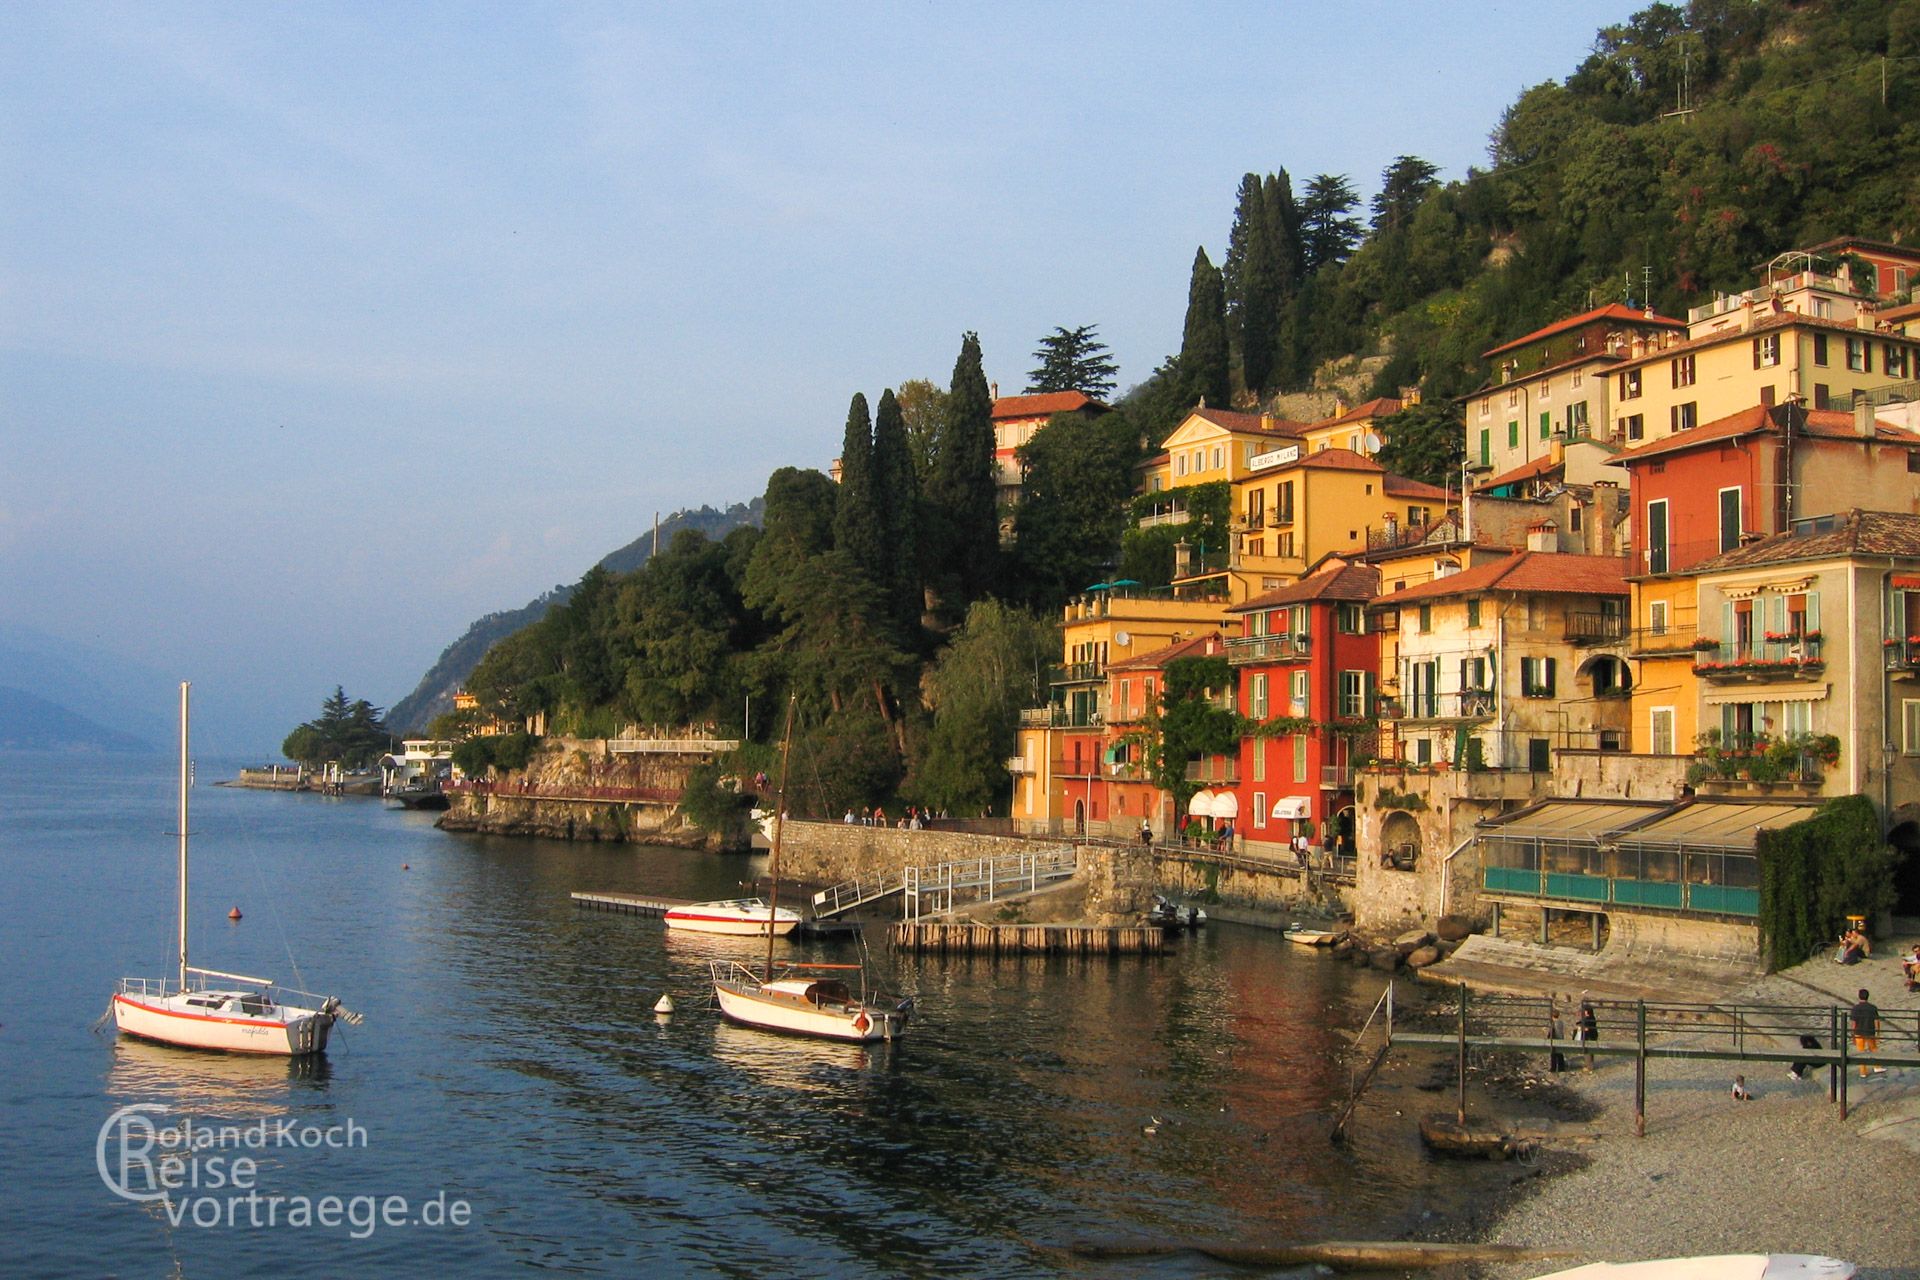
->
[663,897,803,937]
[111,683,356,1057]
[709,697,912,1043]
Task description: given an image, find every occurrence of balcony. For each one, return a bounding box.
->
[1184,759,1239,785]
[1019,706,1103,728]
[1627,623,1702,658]
[1321,764,1354,789]
[1226,633,1312,665]
[1397,691,1496,722]
[1052,758,1103,779]
[1005,756,1033,776]
[1565,611,1628,645]
[1887,637,1920,675]
[1047,662,1103,686]
[1691,636,1825,682]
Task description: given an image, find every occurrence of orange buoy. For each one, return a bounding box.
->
[402,863,410,870]
[228,906,243,921]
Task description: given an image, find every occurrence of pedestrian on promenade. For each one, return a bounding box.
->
[1139,820,1152,848]
[1574,1000,1599,1070]
[1851,987,1883,1078]
[1547,1006,1567,1074]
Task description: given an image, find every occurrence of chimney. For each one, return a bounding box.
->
[1261,413,1275,432]
[1857,396,1877,439]
[991,381,999,400]
[1550,438,1566,465]
[1527,520,1559,553]
[1401,385,1423,407]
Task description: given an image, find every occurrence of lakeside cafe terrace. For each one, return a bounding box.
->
[1475,797,1817,936]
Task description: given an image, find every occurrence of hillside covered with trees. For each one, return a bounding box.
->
[438,0,1920,825]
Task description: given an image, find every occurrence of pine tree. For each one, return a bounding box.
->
[1372,155,1440,234]
[1300,173,1364,271]
[1025,324,1118,398]
[1178,248,1231,411]
[928,332,999,607]
[871,387,922,641]
[833,392,885,583]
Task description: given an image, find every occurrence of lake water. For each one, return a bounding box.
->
[1,750,1497,1277]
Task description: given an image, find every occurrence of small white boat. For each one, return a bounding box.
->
[711,961,911,1043]
[112,683,357,1057]
[1534,1258,1853,1280]
[1284,926,1341,947]
[664,897,803,937]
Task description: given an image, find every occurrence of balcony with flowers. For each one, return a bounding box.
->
[1885,634,1920,676]
[1686,730,1840,796]
[1690,632,1824,682]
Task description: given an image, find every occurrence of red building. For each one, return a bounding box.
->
[1103,632,1229,837]
[1225,559,1381,855]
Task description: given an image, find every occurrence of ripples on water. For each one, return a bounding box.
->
[1,752,1480,1277]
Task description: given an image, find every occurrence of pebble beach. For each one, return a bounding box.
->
[1477,947,1920,1279]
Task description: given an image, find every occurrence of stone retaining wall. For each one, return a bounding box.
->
[777,821,1073,884]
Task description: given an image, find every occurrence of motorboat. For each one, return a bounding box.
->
[664,897,803,937]
[1533,1258,1853,1280]
[1146,893,1207,930]
[710,961,912,1043]
[111,682,358,1056]
[1284,925,1342,946]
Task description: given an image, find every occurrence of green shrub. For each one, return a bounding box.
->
[1757,795,1900,970]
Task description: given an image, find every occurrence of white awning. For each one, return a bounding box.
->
[1212,792,1240,819]
[1702,683,1829,704]
[1187,790,1216,817]
[1270,795,1310,820]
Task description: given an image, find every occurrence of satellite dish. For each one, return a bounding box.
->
[1363,432,1383,454]
[1115,630,1131,646]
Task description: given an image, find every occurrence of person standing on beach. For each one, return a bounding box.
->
[1547,1007,1567,1074]
[1575,1001,1598,1069]
[1851,988,1882,1078]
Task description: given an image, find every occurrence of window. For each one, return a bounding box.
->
[1904,701,1920,755]
[1619,369,1642,400]
[1671,402,1697,432]
[1338,670,1373,717]
[1646,499,1669,574]
[1407,505,1428,527]
[1290,670,1309,716]
[1252,790,1266,829]
[1244,488,1265,526]
[1572,367,1584,389]
[1651,708,1675,755]
[1479,397,1491,420]
[1813,333,1829,366]
[1672,354,1695,387]
[1521,656,1558,697]
[1754,334,1781,367]
[1539,411,1551,441]
[1466,598,1482,627]
[1418,604,1432,634]
[1292,734,1308,782]
[1507,386,1520,409]
[1508,420,1519,449]
[1409,661,1438,717]
[1528,738,1551,772]
[1526,595,1546,630]
[1274,481,1295,524]
[1336,602,1365,634]
[1569,503,1584,535]
[1253,739,1266,781]
[1846,337,1868,372]
[1814,384,1831,410]
[1247,537,1264,558]
[1175,454,1187,477]
[1567,401,1589,436]
[1781,700,1811,738]
[1459,655,1489,692]
[1649,599,1669,635]
[1540,380,1552,402]
[1479,429,1491,467]
[1718,487,1743,554]
[1250,673,1268,719]
[1622,413,1644,441]
[1276,531,1294,557]
[1887,345,1912,379]
[1414,737,1433,765]
[1760,384,1776,406]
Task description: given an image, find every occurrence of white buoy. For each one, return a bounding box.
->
[653,994,675,1015]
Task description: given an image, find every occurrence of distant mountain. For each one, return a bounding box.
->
[0,627,175,746]
[0,685,155,753]
[388,500,763,733]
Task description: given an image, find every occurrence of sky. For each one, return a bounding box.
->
[0,1,1638,754]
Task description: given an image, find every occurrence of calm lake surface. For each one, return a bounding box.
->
[1,750,1494,1278]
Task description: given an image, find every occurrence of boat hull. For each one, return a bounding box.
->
[712,981,905,1043]
[112,993,334,1056]
[664,902,801,937]
[1284,928,1340,947]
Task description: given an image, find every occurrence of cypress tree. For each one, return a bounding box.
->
[928,331,999,606]
[1178,248,1231,411]
[833,392,884,583]
[871,387,922,640]
[1222,173,1264,322]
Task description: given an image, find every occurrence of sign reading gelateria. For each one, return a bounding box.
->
[1248,444,1300,472]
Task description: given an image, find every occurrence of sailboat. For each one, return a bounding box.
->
[709,697,913,1044]
[111,683,356,1056]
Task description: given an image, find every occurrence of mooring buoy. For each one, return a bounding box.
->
[653,994,675,1015]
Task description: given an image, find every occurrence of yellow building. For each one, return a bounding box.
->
[1138,407,1309,497]
[1297,395,1407,455]
[1626,577,1703,757]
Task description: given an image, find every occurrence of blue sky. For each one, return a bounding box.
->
[0,1,1635,752]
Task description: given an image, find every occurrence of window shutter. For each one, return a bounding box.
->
[1723,602,1736,654]
[1364,671,1377,715]
[1806,591,1821,632]
[1752,339,1761,370]
[1545,657,1557,696]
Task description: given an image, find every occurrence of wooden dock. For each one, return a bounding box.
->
[570,891,695,917]
[888,922,1164,955]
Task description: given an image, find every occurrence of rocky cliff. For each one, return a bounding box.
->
[438,737,732,850]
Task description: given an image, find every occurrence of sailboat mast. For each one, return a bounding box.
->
[177,680,191,993]
[764,694,797,984]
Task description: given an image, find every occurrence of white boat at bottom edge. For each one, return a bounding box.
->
[1533,1256,1853,1280]
[665,897,803,937]
[711,962,911,1043]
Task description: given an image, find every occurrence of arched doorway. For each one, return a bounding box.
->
[1074,799,1086,837]
[1889,818,1920,917]
[1380,811,1422,872]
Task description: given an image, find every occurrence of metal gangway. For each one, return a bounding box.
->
[811,845,1078,921]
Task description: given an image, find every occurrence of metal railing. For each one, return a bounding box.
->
[1019,705,1103,728]
[1184,759,1239,784]
[1321,764,1354,788]
[1397,691,1495,720]
[1047,662,1103,685]
[1565,612,1627,643]
[1692,635,1825,676]
[1480,835,1761,916]
[1226,633,1312,664]
[901,847,1080,921]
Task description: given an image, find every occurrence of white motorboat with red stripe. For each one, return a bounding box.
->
[109,682,359,1057]
[711,961,912,1043]
[663,898,802,937]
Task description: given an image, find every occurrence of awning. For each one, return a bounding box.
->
[1212,792,1240,819]
[1478,799,1666,838]
[1187,791,1216,817]
[1896,574,1920,590]
[1606,798,1819,850]
[1271,795,1311,820]
[1702,683,1829,704]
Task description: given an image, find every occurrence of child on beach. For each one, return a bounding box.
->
[1731,1075,1752,1101]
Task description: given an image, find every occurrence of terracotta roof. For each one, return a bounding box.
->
[1474,454,1565,493]
[1230,563,1381,612]
[1881,299,1920,325]
[1372,550,1629,605]
[1106,631,1227,671]
[1187,406,1312,436]
[1613,404,1920,466]
[991,391,1105,420]
[1609,310,1903,373]
[1383,474,1454,501]
[1293,447,1384,473]
[1687,510,1920,574]
[1467,349,1628,398]
[1314,397,1402,428]
[1483,303,1686,360]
